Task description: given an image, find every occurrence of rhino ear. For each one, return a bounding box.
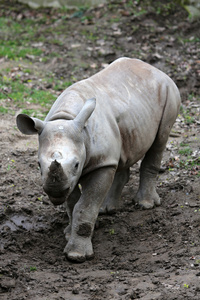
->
[16,114,45,135]
[74,97,96,131]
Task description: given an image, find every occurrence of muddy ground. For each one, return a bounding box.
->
[0,1,200,299]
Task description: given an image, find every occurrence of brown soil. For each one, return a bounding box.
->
[0,1,200,299]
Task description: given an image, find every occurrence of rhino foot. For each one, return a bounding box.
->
[63,237,94,262]
[134,190,161,209]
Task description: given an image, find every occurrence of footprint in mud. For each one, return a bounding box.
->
[0,213,49,250]
[0,213,49,232]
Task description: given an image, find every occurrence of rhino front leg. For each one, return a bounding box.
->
[64,167,116,262]
[99,168,130,214]
[63,185,81,241]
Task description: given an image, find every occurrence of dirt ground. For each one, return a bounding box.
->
[0,1,200,299]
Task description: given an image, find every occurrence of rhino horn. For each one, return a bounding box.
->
[74,97,96,131]
[48,160,66,183]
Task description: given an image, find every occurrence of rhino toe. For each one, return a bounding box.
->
[63,237,94,262]
[64,224,71,241]
[66,251,94,262]
[99,204,117,215]
[134,190,161,209]
[65,251,86,263]
[137,200,155,209]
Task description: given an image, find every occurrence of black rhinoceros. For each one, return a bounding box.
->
[17,57,181,262]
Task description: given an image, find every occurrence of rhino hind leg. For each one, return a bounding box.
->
[99,168,130,214]
[134,145,164,209]
[134,92,180,209]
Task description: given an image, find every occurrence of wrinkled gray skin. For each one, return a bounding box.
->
[16,58,181,262]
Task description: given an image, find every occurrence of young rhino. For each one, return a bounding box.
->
[17,58,181,262]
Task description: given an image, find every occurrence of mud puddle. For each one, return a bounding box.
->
[0,212,50,249]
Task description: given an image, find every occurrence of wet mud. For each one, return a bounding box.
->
[0,1,200,299]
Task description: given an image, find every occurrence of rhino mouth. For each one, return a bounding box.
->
[44,187,71,206]
[49,195,67,206]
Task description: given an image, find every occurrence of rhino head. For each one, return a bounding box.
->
[16,98,96,205]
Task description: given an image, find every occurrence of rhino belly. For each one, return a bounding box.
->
[118,123,159,169]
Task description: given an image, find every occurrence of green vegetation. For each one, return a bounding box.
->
[0,41,43,60]
[0,8,78,118]
[176,156,200,176]
[0,72,56,113]
[81,29,98,41]
[109,228,115,235]
[179,37,200,43]
[0,106,8,113]
[30,266,37,272]
[0,16,63,62]
[178,146,193,156]
[180,106,196,125]
[0,62,73,117]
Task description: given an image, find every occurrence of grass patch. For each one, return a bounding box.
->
[0,106,9,114]
[0,17,22,34]
[0,16,44,61]
[0,64,73,117]
[29,266,37,272]
[81,30,98,41]
[180,143,189,147]
[178,146,193,156]
[44,75,73,91]
[177,157,200,176]
[0,41,43,60]
[0,17,41,46]
[0,16,63,62]
[180,106,196,125]
[0,74,56,110]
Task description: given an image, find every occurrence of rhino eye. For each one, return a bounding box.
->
[74,162,79,170]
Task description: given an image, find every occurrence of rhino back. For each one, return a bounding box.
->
[45,58,180,172]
